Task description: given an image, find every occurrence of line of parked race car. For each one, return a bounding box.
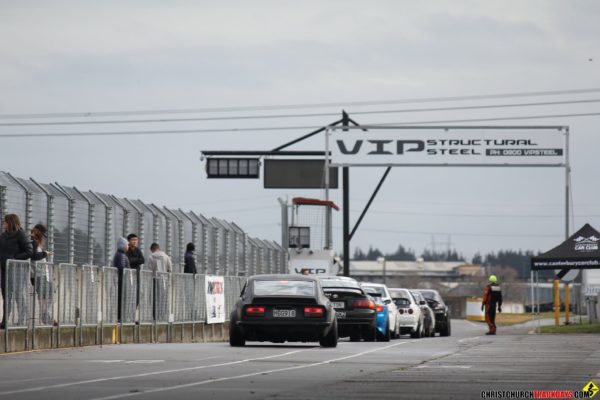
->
[229,274,451,348]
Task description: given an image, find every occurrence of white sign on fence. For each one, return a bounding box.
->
[329,127,566,166]
[205,275,225,324]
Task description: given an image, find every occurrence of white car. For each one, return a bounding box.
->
[360,283,401,339]
[388,288,425,338]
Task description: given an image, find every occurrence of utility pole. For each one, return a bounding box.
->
[342,111,350,277]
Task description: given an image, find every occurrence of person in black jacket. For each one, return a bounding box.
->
[0,214,33,328]
[125,233,144,271]
[183,243,197,274]
[30,224,54,325]
[113,237,130,321]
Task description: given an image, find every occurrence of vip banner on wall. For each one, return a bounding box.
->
[329,127,566,166]
[205,275,225,324]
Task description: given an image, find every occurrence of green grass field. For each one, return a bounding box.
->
[540,323,600,334]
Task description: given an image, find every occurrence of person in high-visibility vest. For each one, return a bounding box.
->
[481,275,502,335]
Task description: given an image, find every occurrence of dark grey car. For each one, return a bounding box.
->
[229,274,338,347]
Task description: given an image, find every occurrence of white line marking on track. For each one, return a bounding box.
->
[87,360,125,364]
[415,365,472,369]
[458,336,481,343]
[0,350,308,397]
[124,360,164,364]
[89,341,411,400]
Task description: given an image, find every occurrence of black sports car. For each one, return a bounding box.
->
[229,275,338,347]
[316,276,378,341]
[415,289,451,337]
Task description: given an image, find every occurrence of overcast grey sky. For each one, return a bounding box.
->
[1,1,599,260]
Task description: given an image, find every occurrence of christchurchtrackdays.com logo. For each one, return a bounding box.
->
[480,380,599,399]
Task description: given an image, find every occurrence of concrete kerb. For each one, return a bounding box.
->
[1,322,228,353]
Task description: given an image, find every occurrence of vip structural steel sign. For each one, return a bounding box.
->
[328,126,567,167]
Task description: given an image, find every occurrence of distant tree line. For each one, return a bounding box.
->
[352,245,463,262]
[352,246,550,279]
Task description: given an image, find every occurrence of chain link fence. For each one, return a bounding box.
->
[1,170,292,352]
[3,260,31,328]
[172,273,195,323]
[0,171,288,275]
[154,272,171,323]
[57,263,78,327]
[121,268,138,325]
[102,267,119,325]
[32,261,55,327]
[2,262,253,347]
[138,270,154,324]
[224,276,247,322]
[80,265,100,326]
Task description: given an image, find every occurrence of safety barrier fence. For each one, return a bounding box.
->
[2,260,247,352]
[0,171,287,276]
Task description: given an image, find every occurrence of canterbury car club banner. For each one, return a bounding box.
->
[328,127,566,166]
[206,275,225,324]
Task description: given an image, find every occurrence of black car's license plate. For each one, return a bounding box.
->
[335,311,346,319]
[273,309,296,318]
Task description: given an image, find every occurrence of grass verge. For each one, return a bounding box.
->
[540,323,600,334]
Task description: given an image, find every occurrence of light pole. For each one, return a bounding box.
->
[377,256,386,285]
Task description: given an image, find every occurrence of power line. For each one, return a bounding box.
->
[349,209,600,219]
[1,98,599,127]
[1,111,598,138]
[1,87,600,119]
[228,222,564,238]
[346,226,562,239]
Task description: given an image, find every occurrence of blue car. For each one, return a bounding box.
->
[365,291,391,342]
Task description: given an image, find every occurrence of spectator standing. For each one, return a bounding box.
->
[30,224,54,325]
[146,243,172,273]
[112,237,130,321]
[147,243,172,320]
[125,233,145,271]
[183,243,197,274]
[0,214,33,328]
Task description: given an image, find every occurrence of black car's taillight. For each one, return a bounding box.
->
[245,306,266,317]
[304,307,325,317]
[352,299,375,309]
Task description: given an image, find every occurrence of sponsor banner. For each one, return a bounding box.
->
[329,128,566,166]
[205,275,225,324]
[289,249,338,275]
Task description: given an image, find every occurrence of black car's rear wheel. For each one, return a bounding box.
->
[440,319,451,337]
[229,324,246,347]
[320,321,338,348]
[410,323,422,339]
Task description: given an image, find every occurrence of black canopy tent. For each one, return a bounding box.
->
[531,223,600,272]
[530,223,600,325]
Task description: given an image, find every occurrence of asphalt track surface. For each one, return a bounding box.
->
[0,320,598,400]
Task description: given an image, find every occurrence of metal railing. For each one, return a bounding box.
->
[2,260,249,352]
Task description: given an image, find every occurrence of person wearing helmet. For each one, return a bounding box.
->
[481,275,502,335]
